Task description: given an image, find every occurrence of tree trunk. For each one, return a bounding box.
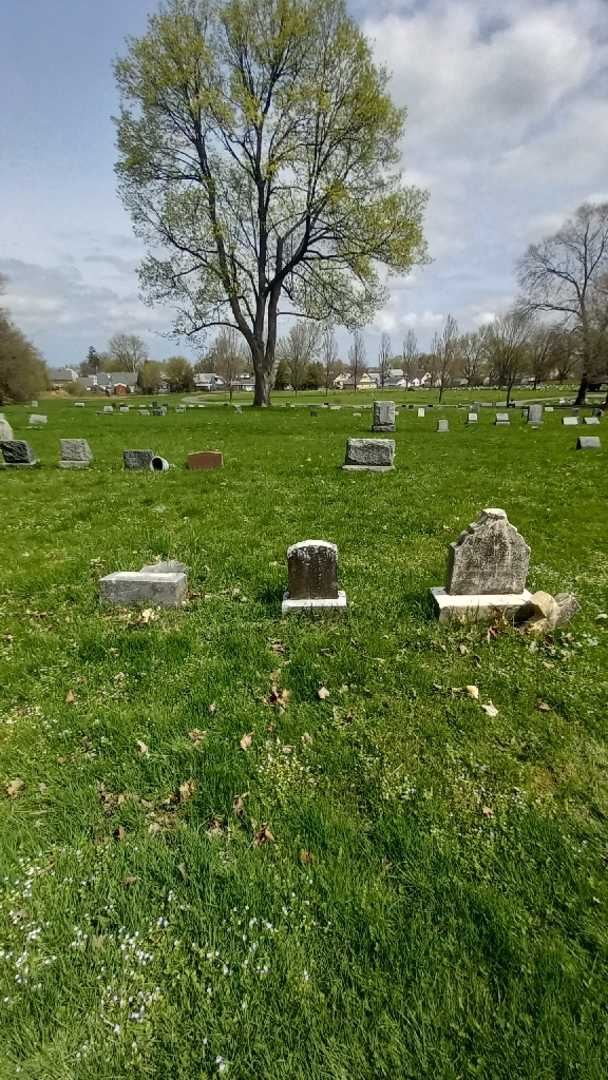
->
[253,364,272,407]
[574,371,588,407]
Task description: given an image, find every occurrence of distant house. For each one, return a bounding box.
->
[84,372,138,395]
[48,367,79,388]
[193,372,226,391]
[231,375,255,392]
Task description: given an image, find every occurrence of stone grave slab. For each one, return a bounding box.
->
[59,439,93,469]
[0,415,14,441]
[372,400,396,432]
[562,416,578,426]
[99,571,187,609]
[282,540,347,613]
[495,413,510,425]
[123,449,155,470]
[187,451,224,470]
[577,436,601,450]
[343,438,395,472]
[0,440,38,467]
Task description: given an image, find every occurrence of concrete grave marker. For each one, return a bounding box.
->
[282,540,347,613]
[119,406,130,413]
[31,400,38,408]
[437,419,449,432]
[0,415,14,441]
[59,439,93,469]
[584,416,600,425]
[431,508,531,623]
[417,407,425,418]
[103,405,114,415]
[343,438,395,472]
[545,406,554,412]
[527,403,543,425]
[99,571,187,608]
[372,400,396,432]
[123,449,155,470]
[466,413,478,424]
[139,409,151,416]
[74,401,85,408]
[495,413,510,425]
[577,436,601,450]
[187,451,223,470]
[0,440,38,467]
[563,416,578,426]
[29,414,47,427]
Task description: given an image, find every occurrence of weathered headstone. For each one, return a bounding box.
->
[29,414,47,427]
[495,413,510,425]
[176,406,186,413]
[187,451,224,470]
[0,415,14,441]
[343,438,395,472]
[431,508,531,622]
[528,403,543,425]
[119,405,130,413]
[584,416,600,425]
[372,400,396,432]
[150,456,170,472]
[437,419,449,432]
[31,400,38,408]
[545,406,554,412]
[466,413,478,424]
[0,440,38,467]
[282,540,347,613]
[563,416,578,426]
[577,436,601,450]
[99,571,187,608]
[139,409,151,416]
[58,439,93,469]
[74,402,85,408]
[417,407,425,418]
[103,405,114,415]
[123,449,155,470]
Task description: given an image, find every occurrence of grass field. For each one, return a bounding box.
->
[1,398,607,1079]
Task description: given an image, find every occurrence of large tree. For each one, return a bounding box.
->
[486,310,531,406]
[401,328,417,387]
[114,0,427,406]
[377,332,392,389]
[430,313,458,403]
[348,329,366,390]
[209,326,244,399]
[517,202,608,404]
[0,275,48,403]
[277,321,320,394]
[106,333,148,372]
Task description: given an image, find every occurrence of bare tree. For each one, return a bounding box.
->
[348,330,366,391]
[527,324,553,390]
[546,326,578,381]
[210,327,243,401]
[458,328,487,386]
[486,310,531,405]
[517,202,608,404]
[431,314,459,402]
[107,333,148,372]
[278,323,321,395]
[401,329,418,387]
[321,324,339,397]
[378,332,392,389]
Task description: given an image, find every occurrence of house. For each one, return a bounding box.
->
[333,370,378,390]
[230,375,255,392]
[84,372,138,395]
[193,372,226,391]
[48,367,79,388]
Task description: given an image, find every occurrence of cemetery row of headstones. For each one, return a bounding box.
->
[99,507,579,632]
[0,439,225,470]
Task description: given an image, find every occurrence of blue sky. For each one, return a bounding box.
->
[1,0,607,366]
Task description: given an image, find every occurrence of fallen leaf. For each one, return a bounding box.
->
[267,685,290,710]
[188,729,207,745]
[482,806,494,818]
[148,820,163,835]
[301,732,313,746]
[38,782,48,795]
[465,685,480,700]
[206,819,226,839]
[122,874,139,887]
[140,608,157,625]
[114,825,127,842]
[481,702,499,718]
[6,778,24,799]
[208,702,217,715]
[136,739,150,756]
[537,701,552,712]
[65,689,76,705]
[253,824,275,846]
[233,794,247,818]
[299,849,314,864]
[240,732,254,750]
[317,686,330,701]
[458,643,469,655]
[178,778,197,803]
[270,641,285,655]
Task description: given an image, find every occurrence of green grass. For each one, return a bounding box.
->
[0,398,607,1079]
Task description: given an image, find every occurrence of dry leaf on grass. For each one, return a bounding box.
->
[480,702,499,718]
[253,824,275,846]
[208,702,217,715]
[299,849,314,864]
[233,794,247,818]
[206,819,226,839]
[135,739,150,756]
[65,689,76,705]
[114,825,127,842]
[6,779,25,799]
[317,686,330,701]
[465,685,480,700]
[240,732,254,750]
[122,874,139,887]
[481,806,494,818]
[458,643,469,655]
[178,778,197,803]
[267,685,290,710]
[270,641,285,655]
[188,729,207,745]
[537,701,552,712]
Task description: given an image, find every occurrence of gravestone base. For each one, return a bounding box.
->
[58,460,90,469]
[99,571,187,608]
[342,463,394,473]
[371,425,395,433]
[0,460,39,469]
[282,590,347,614]
[431,586,532,624]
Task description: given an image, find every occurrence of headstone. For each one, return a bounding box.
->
[527,403,543,425]
[437,419,449,432]
[330,405,341,411]
[233,405,242,414]
[342,438,395,472]
[576,436,601,450]
[58,439,93,469]
[431,508,532,623]
[545,406,554,412]
[99,571,187,609]
[123,449,155,470]
[353,411,362,417]
[103,405,114,415]
[187,451,224,470]
[417,407,425,418]
[562,416,578,426]
[150,456,170,472]
[176,406,186,414]
[31,400,38,408]
[74,402,85,408]
[584,416,600,425]
[282,540,347,613]
[372,400,396,432]
[466,413,478,425]
[0,415,14,441]
[29,414,47,427]
[0,440,38,467]
[139,409,151,417]
[119,406,130,413]
[495,413,510,425]
[151,406,167,416]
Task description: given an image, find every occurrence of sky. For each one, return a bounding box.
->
[1,0,607,367]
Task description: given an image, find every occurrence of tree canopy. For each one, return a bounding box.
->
[114,0,428,405]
